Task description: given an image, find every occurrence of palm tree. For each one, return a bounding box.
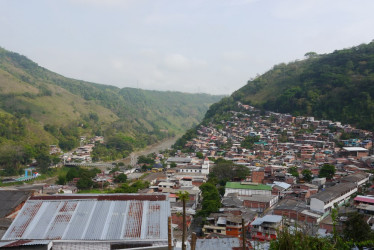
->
[177,191,190,250]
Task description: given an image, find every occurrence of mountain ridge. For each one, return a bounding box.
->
[202,41,374,131]
[0,47,223,154]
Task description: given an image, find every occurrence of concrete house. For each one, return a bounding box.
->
[310,183,357,213]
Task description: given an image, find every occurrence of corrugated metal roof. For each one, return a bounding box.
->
[196,238,241,250]
[354,195,374,204]
[0,240,50,247]
[2,194,170,241]
[251,215,282,226]
[0,190,32,217]
[272,181,291,190]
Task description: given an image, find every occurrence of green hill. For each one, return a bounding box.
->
[0,47,223,155]
[204,41,374,130]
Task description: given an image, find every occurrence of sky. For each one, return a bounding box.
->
[1,0,374,95]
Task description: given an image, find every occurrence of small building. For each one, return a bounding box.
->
[340,173,370,187]
[242,195,278,212]
[250,215,282,241]
[341,147,369,159]
[195,237,249,250]
[274,199,322,224]
[166,157,192,164]
[225,182,272,197]
[310,183,357,213]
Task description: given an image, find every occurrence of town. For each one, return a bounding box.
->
[1,102,374,249]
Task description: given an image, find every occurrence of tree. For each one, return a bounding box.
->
[304,51,318,58]
[177,191,190,250]
[35,151,51,174]
[240,135,260,149]
[56,175,66,185]
[138,155,155,165]
[319,164,336,179]
[58,136,78,151]
[209,159,250,184]
[198,183,221,217]
[66,167,79,181]
[196,152,204,159]
[114,173,127,183]
[288,166,299,178]
[302,169,313,182]
[343,212,372,242]
[76,177,93,190]
[170,162,177,168]
[0,144,29,176]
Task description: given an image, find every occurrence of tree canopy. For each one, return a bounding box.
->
[319,164,336,179]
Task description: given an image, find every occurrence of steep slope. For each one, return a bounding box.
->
[204,41,374,131]
[0,47,223,151]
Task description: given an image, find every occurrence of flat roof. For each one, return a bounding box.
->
[225,182,272,191]
[343,147,368,152]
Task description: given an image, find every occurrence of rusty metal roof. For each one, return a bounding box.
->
[2,194,170,242]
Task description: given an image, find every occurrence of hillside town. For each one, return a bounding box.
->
[1,103,374,249]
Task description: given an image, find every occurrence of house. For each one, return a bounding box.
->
[250,215,282,241]
[0,191,33,239]
[341,147,369,159]
[354,195,374,215]
[0,194,171,249]
[273,199,323,224]
[241,195,278,212]
[339,172,370,187]
[310,182,357,213]
[225,182,272,197]
[166,157,192,164]
[202,211,255,238]
[195,237,250,250]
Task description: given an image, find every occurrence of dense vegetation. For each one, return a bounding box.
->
[270,209,374,250]
[203,41,374,131]
[0,47,222,173]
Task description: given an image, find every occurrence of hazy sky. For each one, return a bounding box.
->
[1,0,374,95]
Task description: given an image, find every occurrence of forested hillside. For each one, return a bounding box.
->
[0,47,222,161]
[204,41,374,130]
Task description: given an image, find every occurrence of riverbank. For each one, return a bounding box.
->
[121,136,179,165]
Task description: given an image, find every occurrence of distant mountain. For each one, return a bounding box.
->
[204,41,374,130]
[0,47,223,153]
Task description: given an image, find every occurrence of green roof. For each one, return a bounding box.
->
[225,182,272,190]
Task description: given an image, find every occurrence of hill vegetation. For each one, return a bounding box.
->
[204,41,374,131]
[0,47,222,170]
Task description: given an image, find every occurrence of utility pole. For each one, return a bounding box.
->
[242,218,246,250]
[191,232,197,250]
[168,217,172,250]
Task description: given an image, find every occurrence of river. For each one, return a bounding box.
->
[121,136,179,165]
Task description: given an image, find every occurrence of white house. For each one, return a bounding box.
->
[310,182,357,213]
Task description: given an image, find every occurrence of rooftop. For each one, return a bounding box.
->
[2,194,170,242]
[225,182,272,191]
[251,215,282,226]
[310,182,357,202]
[342,147,368,152]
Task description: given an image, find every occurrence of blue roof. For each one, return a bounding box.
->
[270,181,291,190]
[251,215,282,226]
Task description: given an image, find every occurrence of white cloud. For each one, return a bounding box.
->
[163,54,207,72]
[68,0,136,8]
